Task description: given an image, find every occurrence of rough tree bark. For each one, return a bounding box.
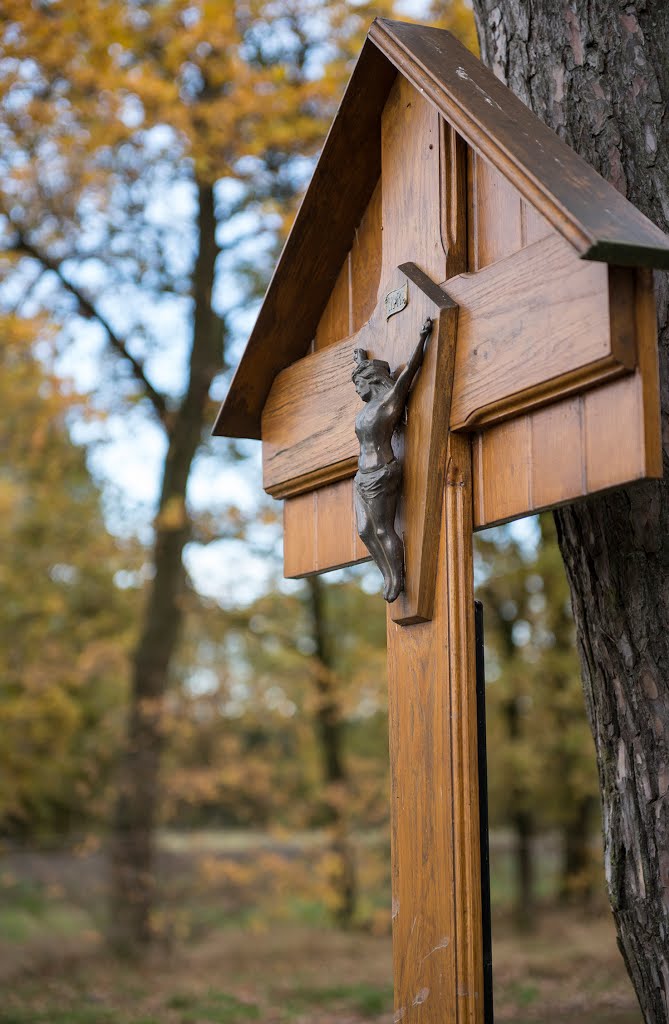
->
[470,2,669,1019]
[305,576,357,927]
[110,183,222,951]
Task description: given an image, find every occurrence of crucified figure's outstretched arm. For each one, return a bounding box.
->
[383,317,433,419]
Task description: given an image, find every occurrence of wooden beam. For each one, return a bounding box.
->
[262,236,636,499]
[472,267,662,528]
[283,268,661,565]
[390,290,458,625]
[387,433,484,1023]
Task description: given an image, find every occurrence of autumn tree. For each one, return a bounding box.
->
[302,571,390,926]
[0,0,398,950]
[476,527,541,929]
[465,2,669,1018]
[0,314,136,837]
[156,567,389,928]
[477,518,600,925]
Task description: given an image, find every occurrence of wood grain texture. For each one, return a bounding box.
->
[262,235,637,497]
[314,257,351,351]
[369,19,669,267]
[276,264,458,617]
[386,433,483,1024]
[283,83,451,583]
[447,234,635,430]
[312,178,384,353]
[468,150,522,270]
[212,40,395,439]
[391,300,458,625]
[472,268,661,528]
[381,75,446,284]
[389,122,467,624]
[440,121,468,271]
[213,19,669,442]
[262,335,359,499]
[283,481,369,579]
[283,491,317,578]
[350,179,383,332]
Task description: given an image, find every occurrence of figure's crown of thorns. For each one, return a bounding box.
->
[352,348,392,382]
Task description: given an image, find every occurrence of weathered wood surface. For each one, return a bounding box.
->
[212,42,395,439]
[370,19,669,267]
[386,432,483,1023]
[281,78,446,575]
[314,181,383,353]
[282,149,661,578]
[213,17,669,442]
[469,158,661,528]
[263,231,637,502]
[389,283,458,625]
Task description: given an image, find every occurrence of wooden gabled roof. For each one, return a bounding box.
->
[214,18,669,440]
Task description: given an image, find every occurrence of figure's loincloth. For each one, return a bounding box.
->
[354,459,401,504]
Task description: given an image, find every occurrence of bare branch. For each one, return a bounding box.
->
[10,230,171,425]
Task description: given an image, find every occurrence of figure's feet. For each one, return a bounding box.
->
[383,564,403,603]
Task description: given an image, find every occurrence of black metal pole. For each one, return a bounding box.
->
[475,599,494,1023]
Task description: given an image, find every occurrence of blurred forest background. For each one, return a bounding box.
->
[0,1,643,1022]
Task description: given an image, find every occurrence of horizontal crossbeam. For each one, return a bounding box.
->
[262,234,635,499]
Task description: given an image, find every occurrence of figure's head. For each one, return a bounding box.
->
[352,348,394,401]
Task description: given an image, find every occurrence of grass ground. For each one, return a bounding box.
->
[0,831,642,1024]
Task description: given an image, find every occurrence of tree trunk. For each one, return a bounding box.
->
[503,691,535,929]
[561,795,596,906]
[306,576,357,927]
[109,183,221,952]
[470,2,669,1018]
[512,808,534,931]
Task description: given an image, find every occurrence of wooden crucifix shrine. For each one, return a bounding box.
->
[214,20,669,1023]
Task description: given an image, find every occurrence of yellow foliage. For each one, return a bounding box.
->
[0,315,138,835]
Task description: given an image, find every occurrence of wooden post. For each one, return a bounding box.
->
[387,433,483,1023]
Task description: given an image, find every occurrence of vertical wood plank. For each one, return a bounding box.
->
[475,416,532,526]
[315,257,351,350]
[530,398,584,509]
[440,122,468,279]
[350,179,383,332]
[284,491,316,578]
[314,480,358,571]
[380,81,483,1023]
[470,153,522,270]
[520,199,551,247]
[387,434,483,1023]
[284,481,371,578]
[584,377,643,494]
[381,76,447,283]
[446,434,483,1024]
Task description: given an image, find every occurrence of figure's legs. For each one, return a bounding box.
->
[379,523,404,603]
[354,486,395,598]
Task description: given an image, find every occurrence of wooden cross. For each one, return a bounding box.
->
[214,20,669,1023]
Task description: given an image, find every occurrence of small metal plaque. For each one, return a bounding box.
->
[385,282,408,320]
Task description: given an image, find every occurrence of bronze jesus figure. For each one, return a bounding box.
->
[352,317,433,602]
